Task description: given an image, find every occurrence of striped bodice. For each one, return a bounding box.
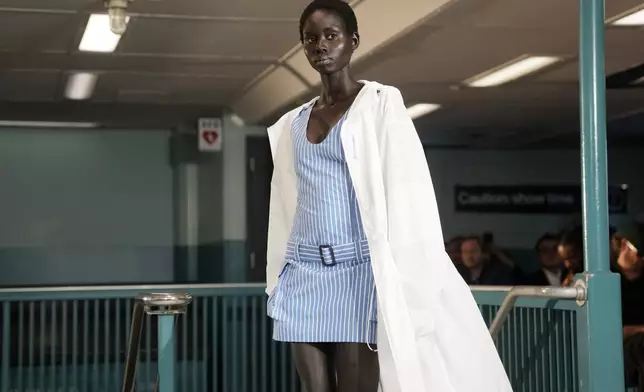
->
[288,104,366,246]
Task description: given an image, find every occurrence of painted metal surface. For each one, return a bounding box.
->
[0,284,632,391]
[0,285,299,392]
[578,0,626,390]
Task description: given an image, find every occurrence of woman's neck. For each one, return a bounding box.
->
[318,71,360,106]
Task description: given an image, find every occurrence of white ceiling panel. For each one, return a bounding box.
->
[604,27,644,64]
[456,0,579,30]
[0,0,642,146]
[128,0,303,19]
[0,12,78,52]
[0,0,97,11]
[357,25,577,86]
[118,18,296,59]
[536,27,644,82]
[0,70,60,101]
[92,72,241,104]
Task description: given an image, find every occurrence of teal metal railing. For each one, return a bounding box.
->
[0,283,631,392]
[0,284,300,392]
[474,286,586,392]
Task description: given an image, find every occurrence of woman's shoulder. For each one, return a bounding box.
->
[360,80,404,104]
[360,81,407,120]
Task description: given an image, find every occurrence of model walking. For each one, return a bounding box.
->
[266,1,513,391]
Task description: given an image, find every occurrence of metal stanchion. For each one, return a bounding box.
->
[121,293,192,392]
[122,301,146,392]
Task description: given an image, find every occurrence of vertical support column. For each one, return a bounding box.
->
[170,129,200,283]
[175,164,199,282]
[577,0,625,390]
[157,315,176,392]
[222,114,247,282]
[580,0,609,275]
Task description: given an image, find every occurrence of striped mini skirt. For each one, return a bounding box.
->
[267,239,377,344]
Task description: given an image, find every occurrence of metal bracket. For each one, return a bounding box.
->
[574,278,588,306]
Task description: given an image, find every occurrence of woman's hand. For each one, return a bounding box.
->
[616,237,641,276]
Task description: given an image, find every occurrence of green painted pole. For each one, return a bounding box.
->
[158,315,177,391]
[578,0,625,390]
[579,0,609,275]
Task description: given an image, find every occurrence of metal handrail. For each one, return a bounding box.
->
[122,293,192,392]
[0,283,265,294]
[486,282,587,340]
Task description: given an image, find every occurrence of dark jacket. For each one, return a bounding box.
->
[523,268,567,286]
[457,259,515,286]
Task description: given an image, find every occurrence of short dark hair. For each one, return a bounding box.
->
[559,225,583,249]
[534,233,559,251]
[299,0,358,42]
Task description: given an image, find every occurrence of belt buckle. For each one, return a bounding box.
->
[318,245,336,266]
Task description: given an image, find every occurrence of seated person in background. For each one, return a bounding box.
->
[445,236,463,265]
[524,233,566,286]
[610,226,644,388]
[482,232,526,283]
[458,236,515,285]
[559,223,644,387]
[558,226,584,286]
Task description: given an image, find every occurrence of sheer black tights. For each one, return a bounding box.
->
[291,342,379,392]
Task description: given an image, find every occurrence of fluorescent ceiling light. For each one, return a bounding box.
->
[230,114,246,127]
[79,14,129,52]
[407,103,441,119]
[0,121,98,128]
[611,7,644,26]
[466,56,562,87]
[65,72,98,100]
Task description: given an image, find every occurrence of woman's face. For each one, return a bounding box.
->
[301,10,358,74]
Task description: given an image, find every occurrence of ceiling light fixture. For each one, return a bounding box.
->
[611,7,644,26]
[79,14,129,52]
[407,103,441,119]
[230,114,246,127]
[0,121,98,128]
[65,72,98,100]
[105,0,133,35]
[465,55,562,87]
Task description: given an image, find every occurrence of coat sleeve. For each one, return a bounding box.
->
[377,86,445,248]
[264,111,295,295]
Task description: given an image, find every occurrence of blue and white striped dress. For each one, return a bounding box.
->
[267,102,377,344]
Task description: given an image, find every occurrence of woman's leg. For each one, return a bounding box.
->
[292,343,337,392]
[334,343,380,392]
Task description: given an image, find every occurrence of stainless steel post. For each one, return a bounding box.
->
[121,293,192,392]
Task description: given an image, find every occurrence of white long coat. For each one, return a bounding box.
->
[266,80,513,392]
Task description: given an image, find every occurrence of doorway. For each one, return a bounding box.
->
[245,136,273,282]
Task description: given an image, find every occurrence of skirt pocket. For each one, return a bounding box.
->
[267,261,290,320]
